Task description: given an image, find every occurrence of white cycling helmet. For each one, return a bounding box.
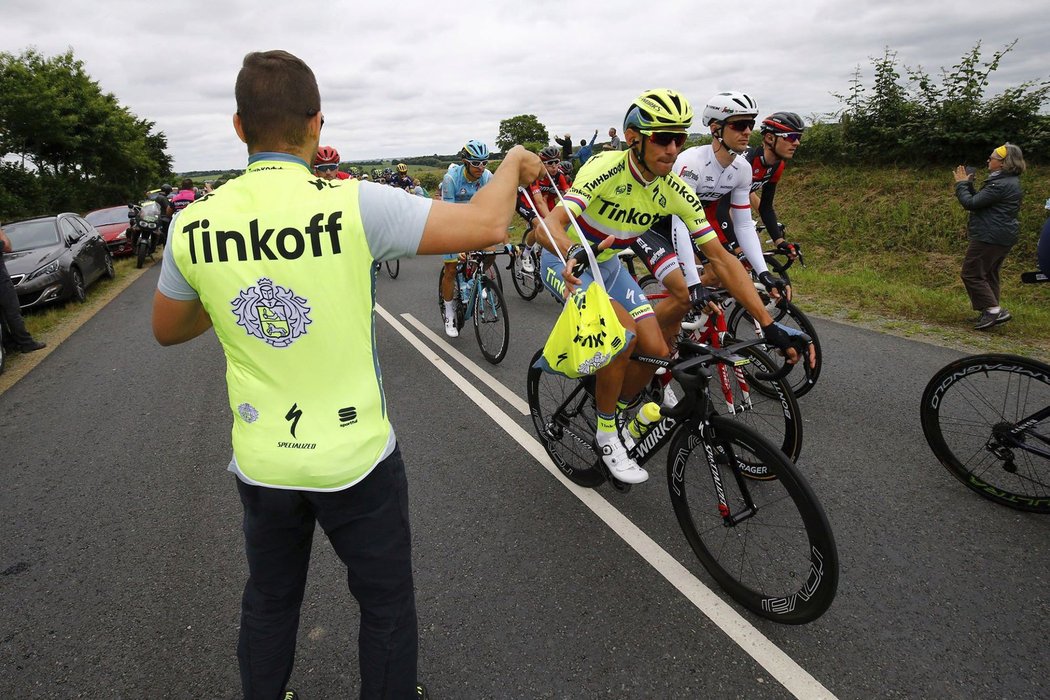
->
[702,91,759,126]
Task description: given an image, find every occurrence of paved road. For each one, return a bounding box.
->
[1,255,1047,699]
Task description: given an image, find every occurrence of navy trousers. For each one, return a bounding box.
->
[235,446,418,699]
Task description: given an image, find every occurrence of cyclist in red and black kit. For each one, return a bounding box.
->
[715,111,803,263]
[517,146,571,272]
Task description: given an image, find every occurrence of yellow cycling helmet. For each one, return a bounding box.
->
[624,89,693,134]
[396,162,408,173]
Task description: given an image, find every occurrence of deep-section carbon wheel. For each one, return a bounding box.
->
[667,417,838,623]
[921,353,1050,513]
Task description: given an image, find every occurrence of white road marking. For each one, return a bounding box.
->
[398,312,530,415]
[376,305,838,700]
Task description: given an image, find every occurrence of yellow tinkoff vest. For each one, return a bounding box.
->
[171,160,392,490]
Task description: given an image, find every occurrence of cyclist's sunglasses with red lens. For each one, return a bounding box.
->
[315,164,338,172]
[776,132,803,143]
[648,132,688,147]
[724,119,756,132]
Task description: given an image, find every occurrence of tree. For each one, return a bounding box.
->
[0,48,173,215]
[496,114,549,152]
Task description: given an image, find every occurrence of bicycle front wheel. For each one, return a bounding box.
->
[473,278,509,364]
[386,259,400,278]
[511,240,542,301]
[527,350,604,487]
[667,417,838,624]
[920,354,1050,513]
[728,300,822,398]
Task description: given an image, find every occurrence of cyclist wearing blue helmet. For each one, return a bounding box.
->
[440,139,496,337]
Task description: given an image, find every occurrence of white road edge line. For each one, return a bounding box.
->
[398,312,530,415]
[376,304,837,700]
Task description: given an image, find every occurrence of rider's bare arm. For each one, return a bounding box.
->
[700,239,774,327]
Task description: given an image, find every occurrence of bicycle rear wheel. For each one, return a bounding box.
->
[386,259,400,278]
[511,238,542,301]
[667,417,838,624]
[727,300,822,398]
[920,354,1050,513]
[527,350,604,487]
[473,278,509,364]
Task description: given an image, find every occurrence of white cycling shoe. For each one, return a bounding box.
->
[444,316,459,338]
[520,250,536,274]
[599,439,648,484]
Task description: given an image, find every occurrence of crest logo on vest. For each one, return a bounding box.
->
[231,277,312,347]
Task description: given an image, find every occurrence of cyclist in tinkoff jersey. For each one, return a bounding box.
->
[631,91,789,345]
[714,111,804,265]
[439,139,494,337]
[536,89,811,485]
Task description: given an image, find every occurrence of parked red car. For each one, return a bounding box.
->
[84,205,133,256]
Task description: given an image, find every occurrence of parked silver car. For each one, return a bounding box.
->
[2,213,115,310]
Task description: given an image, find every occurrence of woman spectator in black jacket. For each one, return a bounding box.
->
[953,143,1025,330]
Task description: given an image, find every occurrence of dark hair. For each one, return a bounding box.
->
[180,178,194,190]
[235,50,320,151]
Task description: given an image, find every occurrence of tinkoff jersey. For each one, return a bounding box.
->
[159,154,430,491]
[561,149,714,262]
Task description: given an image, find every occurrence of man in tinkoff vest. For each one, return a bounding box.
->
[152,50,541,700]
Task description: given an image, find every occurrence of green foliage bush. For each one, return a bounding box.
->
[801,41,1049,166]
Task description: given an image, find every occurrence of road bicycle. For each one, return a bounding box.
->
[623,243,823,398]
[920,353,1050,513]
[436,251,510,364]
[618,250,805,461]
[526,336,838,624]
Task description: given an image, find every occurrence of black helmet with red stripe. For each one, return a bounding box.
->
[760,112,805,135]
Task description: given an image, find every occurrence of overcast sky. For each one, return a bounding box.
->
[2,0,1047,173]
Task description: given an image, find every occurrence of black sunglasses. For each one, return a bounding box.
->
[724,119,756,132]
[648,132,688,147]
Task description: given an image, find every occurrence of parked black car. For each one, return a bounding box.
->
[2,213,115,310]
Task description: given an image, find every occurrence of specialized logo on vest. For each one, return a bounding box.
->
[231,278,312,347]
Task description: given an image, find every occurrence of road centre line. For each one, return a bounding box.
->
[398,312,530,416]
[376,305,838,700]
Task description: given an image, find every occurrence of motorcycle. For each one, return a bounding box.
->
[127,199,162,269]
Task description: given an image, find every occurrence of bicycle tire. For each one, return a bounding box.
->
[920,353,1050,513]
[717,344,804,464]
[385,259,400,279]
[526,349,604,487]
[727,300,822,398]
[667,417,838,623]
[473,278,510,364]
[511,241,542,301]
